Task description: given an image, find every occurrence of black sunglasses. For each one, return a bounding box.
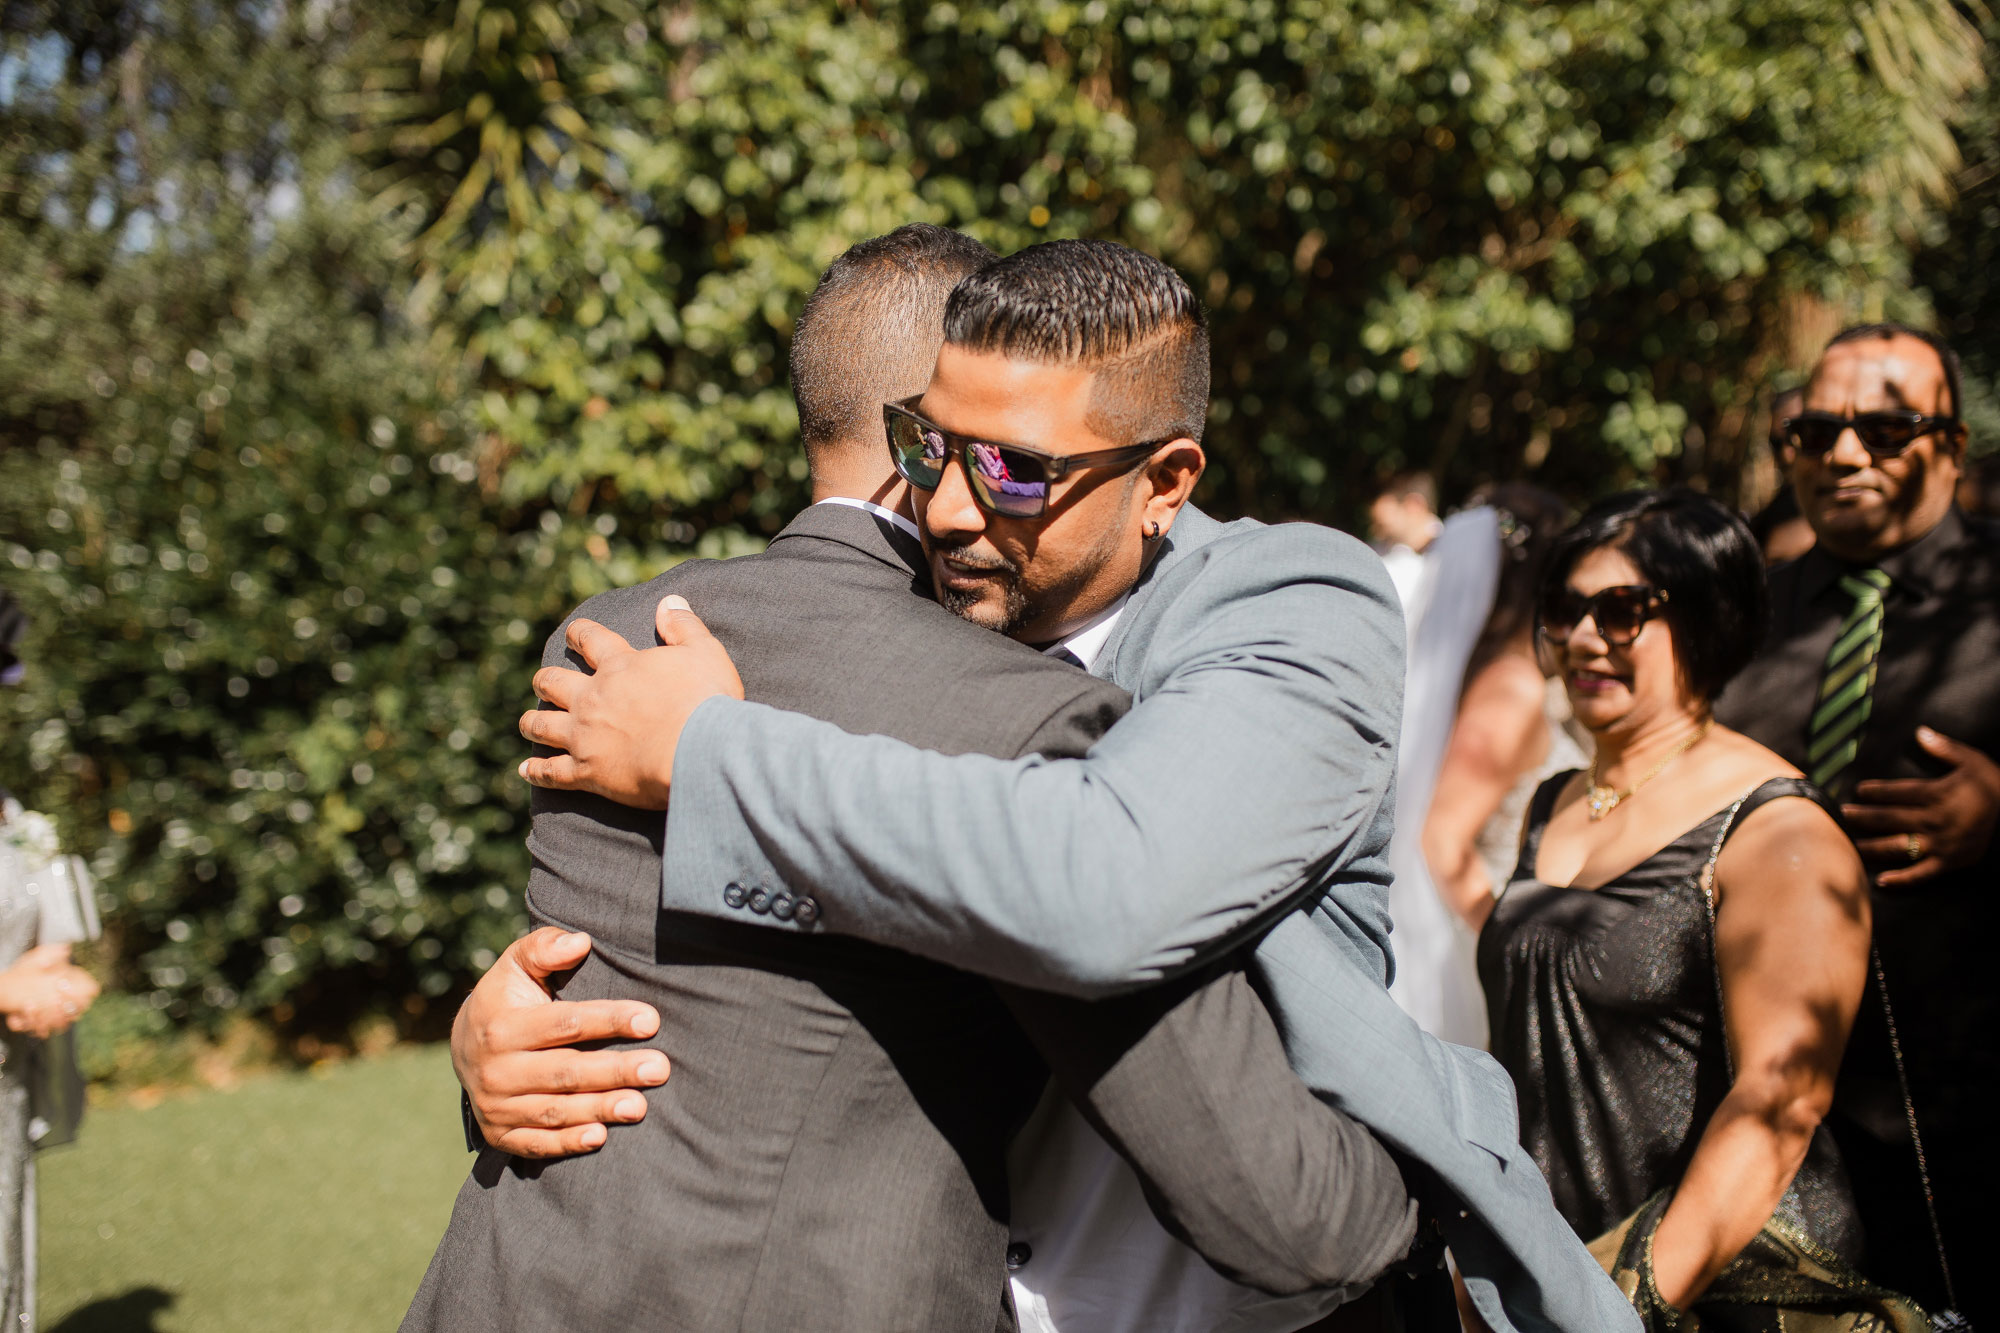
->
[1538,584,1669,647]
[884,397,1164,519]
[1784,410,1958,460]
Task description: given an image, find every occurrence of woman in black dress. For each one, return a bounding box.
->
[1478,489,1892,1324]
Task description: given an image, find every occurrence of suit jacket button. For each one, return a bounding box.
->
[792,897,819,926]
[722,883,747,909]
[769,893,795,921]
[748,887,771,914]
[1005,1242,1031,1271]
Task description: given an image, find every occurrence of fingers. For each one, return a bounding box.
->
[654,594,710,647]
[1873,858,1944,889]
[504,927,592,982]
[1846,780,1941,808]
[477,1047,671,1100]
[19,944,68,968]
[1854,834,1923,862]
[1840,803,1926,833]
[565,619,635,671]
[531,667,585,712]
[483,998,663,1055]
[489,1122,613,1159]
[519,752,585,790]
[1915,725,1973,766]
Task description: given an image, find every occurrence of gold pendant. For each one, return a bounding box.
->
[1586,786,1621,821]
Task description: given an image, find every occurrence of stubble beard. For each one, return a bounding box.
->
[938,574,1032,637]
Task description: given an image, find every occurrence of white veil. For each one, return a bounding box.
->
[1385,507,1501,1047]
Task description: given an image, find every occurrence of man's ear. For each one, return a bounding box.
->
[1140,439,1205,538]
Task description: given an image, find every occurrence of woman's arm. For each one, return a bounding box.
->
[1421,655,1550,931]
[1648,796,1870,1308]
[0,943,98,1039]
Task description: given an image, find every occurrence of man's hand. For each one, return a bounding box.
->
[518,595,745,808]
[1843,726,2000,889]
[452,927,671,1157]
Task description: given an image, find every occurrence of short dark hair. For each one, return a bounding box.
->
[1538,487,1769,704]
[1375,471,1438,509]
[1821,322,1963,419]
[941,238,1210,444]
[790,224,996,457]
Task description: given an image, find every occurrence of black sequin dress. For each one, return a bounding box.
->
[1478,774,1866,1263]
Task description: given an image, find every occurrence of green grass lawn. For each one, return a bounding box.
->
[42,1044,469,1333]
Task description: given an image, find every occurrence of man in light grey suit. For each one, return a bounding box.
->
[498,241,1637,1332]
[419,227,1422,1332]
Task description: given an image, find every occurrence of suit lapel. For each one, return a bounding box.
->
[769,503,930,585]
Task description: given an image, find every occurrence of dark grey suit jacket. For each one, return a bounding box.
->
[403,504,1414,1332]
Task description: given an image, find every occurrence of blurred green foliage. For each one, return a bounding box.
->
[0,0,1986,1038]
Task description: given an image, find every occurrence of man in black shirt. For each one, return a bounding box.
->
[1714,323,1999,1325]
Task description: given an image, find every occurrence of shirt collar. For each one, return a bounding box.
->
[1043,595,1130,673]
[1797,504,1968,604]
[812,496,921,543]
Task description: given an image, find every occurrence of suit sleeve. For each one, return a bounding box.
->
[998,967,1418,1295]
[661,524,1403,997]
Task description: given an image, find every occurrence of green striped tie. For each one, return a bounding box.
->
[1807,568,1891,794]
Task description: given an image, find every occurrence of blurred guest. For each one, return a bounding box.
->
[1368,471,1441,620]
[0,589,101,1332]
[1388,484,1578,1046]
[1419,485,1585,943]
[1382,502,1506,1044]
[1481,490,1926,1329]
[1746,387,1815,564]
[1716,323,1996,1327]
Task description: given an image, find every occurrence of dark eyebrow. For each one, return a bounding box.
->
[1878,381,1915,411]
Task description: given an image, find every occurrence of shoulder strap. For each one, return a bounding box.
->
[1695,791,1755,1082]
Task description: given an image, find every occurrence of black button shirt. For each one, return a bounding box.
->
[1714,505,2000,1313]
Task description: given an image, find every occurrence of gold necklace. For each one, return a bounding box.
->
[1585,720,1712,821]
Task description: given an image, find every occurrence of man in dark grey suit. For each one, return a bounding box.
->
[407,227,1417,1332]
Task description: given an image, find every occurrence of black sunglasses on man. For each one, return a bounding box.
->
[1783,409,1960,461]
[885,396,1164,519]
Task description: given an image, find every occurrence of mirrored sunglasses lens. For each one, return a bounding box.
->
[888,414,944,487]
[966,441,1048,517]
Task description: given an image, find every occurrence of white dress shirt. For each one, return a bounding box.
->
[1006,603,1340,1333]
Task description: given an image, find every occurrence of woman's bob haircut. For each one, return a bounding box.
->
[1537,487,1770,704]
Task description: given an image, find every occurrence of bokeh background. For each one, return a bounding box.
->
[0,0,1994,1228]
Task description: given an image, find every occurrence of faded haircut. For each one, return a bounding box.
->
[790,224,997,460]
[941,238,1210,445]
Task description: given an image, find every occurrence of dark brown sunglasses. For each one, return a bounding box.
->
[1538,584,1669,647]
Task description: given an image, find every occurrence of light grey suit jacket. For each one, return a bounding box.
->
[658,505,1640,1333]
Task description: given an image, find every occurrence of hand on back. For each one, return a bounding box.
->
[517,597,745,809]
[452,927,670,1158]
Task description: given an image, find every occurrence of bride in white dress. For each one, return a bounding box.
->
[1385,486,1582,1048]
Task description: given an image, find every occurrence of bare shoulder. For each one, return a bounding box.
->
[1717,787,1866,911]
[1461,654,1547,717]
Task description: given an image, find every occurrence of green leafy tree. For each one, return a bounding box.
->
[0,0,1986,1046]
[0,1,587,1041]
